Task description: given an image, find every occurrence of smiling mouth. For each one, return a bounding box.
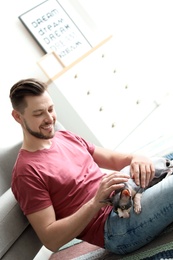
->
[41,124,53,131]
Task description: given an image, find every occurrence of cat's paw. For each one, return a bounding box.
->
[133,193,142,214]
[134,204,142,214]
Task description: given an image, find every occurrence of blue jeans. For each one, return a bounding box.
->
[104,174,173,254]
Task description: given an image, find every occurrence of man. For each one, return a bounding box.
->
[10,78,173,254]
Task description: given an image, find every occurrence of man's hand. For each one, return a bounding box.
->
[130,155,155,188]
[93,171,130,207]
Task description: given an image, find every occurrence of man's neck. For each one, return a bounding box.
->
[22,137,52,152]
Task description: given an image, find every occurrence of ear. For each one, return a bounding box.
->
[12,110,22,124]
[122,189,131,197]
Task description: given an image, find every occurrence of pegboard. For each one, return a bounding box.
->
[38,36,158,149]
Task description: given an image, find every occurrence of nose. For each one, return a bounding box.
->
[44,112,54,123]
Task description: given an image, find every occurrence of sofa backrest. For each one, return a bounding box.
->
[0,121,65,259]
[0,143,21,195]
[0,143,42,259]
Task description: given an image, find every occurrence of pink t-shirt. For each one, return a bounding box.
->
[11,131,112,247]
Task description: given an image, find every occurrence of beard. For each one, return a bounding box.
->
[23,119,55,139]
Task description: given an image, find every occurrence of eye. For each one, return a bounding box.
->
[34,113,42,117]
[166,160,171,167]
[121,206,126,210]
[48,106,55,113]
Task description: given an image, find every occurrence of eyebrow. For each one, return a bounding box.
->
[32,105,54,114]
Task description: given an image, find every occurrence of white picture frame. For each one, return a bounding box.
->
[19,0,92,66]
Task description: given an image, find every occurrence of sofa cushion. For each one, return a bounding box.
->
[0,188,29,258]
[0,143,21,195]
[2,226,42,260]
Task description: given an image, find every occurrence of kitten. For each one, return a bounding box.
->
[100,157,173,218]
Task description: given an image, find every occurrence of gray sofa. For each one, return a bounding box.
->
[0,122,65,260]
[0,142,43,260]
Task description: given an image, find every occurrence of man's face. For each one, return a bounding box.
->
[20,91,57,139]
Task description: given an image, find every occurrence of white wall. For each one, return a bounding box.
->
[1,0,47,148]
[0,0,111,148]
[1,0,173,149]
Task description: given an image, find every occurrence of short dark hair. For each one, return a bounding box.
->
[9,78,48,113]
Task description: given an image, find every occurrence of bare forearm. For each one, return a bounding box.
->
[93,146,133,171]
[37,198,101,252]
[28,172,130,252]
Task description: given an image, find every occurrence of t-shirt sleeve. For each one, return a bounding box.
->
[12,173,52,215]
[60,130,95,155]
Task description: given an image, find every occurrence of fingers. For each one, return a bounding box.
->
[131,163,155,188]
[104,171,129,185]
[96,171,129,204]
[102,171,129,193]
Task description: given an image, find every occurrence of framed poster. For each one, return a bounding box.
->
[19,0,92,66]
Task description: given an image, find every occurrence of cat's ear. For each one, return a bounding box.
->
[121,189,131,197]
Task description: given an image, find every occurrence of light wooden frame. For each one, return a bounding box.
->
[37,51,65,79]
[37,35,113,81]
